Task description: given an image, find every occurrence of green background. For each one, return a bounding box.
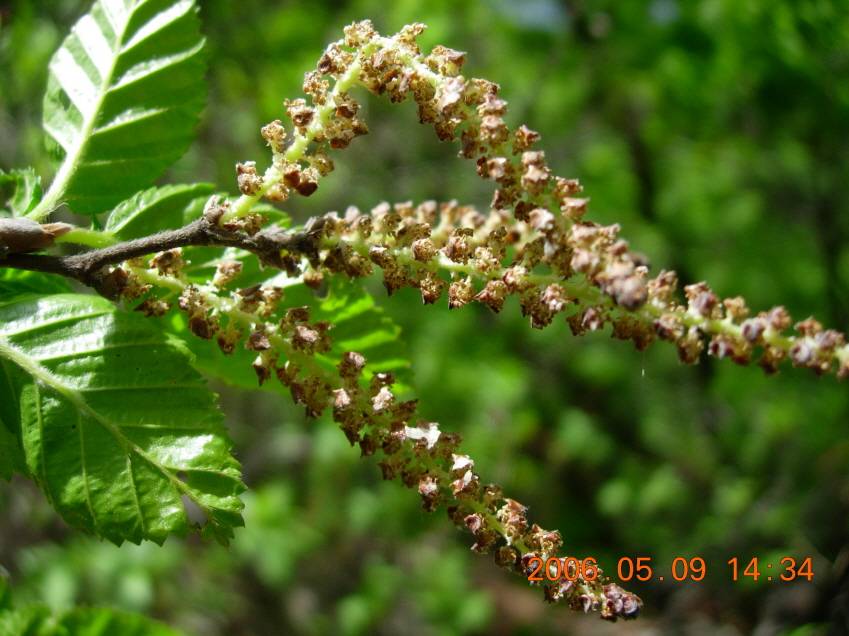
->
[2,0,849,633]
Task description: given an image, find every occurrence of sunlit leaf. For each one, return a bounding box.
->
[35,0,206,217]
[0,294,244,544]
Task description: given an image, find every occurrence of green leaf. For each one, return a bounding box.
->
[0,357,29,480]
[0,270,73,298]
[315,278,413,390]
[56,607,184,636]
[0,294,244,544]
[34,0,206,218]
[0,605,50,636]
[0,576,183,635]
[0,168,43,216]
[0,606,182,636]
[101,188,287,244]
[104,183,214,239]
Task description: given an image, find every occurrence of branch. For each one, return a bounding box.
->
[0,213,326,297]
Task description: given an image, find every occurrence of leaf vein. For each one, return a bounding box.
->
[0,308,113,339]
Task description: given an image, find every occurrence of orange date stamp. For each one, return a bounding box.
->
[526,555,815,584]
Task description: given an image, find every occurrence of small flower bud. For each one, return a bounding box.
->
[521,151,550,193]
[647,270,678,303]
[188,315,216,340]
[451,469,478,497]
[213,260,243,288]
[795,317,823,337]
[513,125,540,153]
[292,324,320,352]
[653,313,683,341]
[404,422,441,449]
[684,282,719,318]
[723,296,749,322]
[741,317,767,343]
[475,279,508,313]
[490,158,516,186]
[561,197,588,220]
[252,352,276,385]
[236,161,263,195]
[302,71,329,104]
[419,272,445,305]
[676,327,704,364]
[372,386,394,412]
[150,249,184,276]
[418,474,440,512]
[451,453,474,474]
[601,584,642,620]
[448,277,474,309]
[479,115,509,146]
[443,229,473,263]
[339,351,367,380]
[261,120,287,153]
[497,498,528,540]
[285,98,315,130]
[765,306,792,331]
[709,335,751,365]
[135,298,170,317]
[495,546,520,570]
[760,345,787,374]
[343,19,377,47]
[411,238,436,262]
[246,330,271,351]
[216,324,241,355]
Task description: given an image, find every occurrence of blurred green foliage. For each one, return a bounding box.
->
[2,0,849,633]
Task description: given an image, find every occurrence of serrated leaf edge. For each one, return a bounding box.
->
[0,323,237,540]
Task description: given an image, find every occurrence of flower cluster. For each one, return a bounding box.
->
[288,199,849,379]
[224,18,848,379]
[111,248,641,620]
[94,19,849,623]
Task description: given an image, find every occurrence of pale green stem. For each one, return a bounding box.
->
[56,227,118,248]
[319,231,600,305]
